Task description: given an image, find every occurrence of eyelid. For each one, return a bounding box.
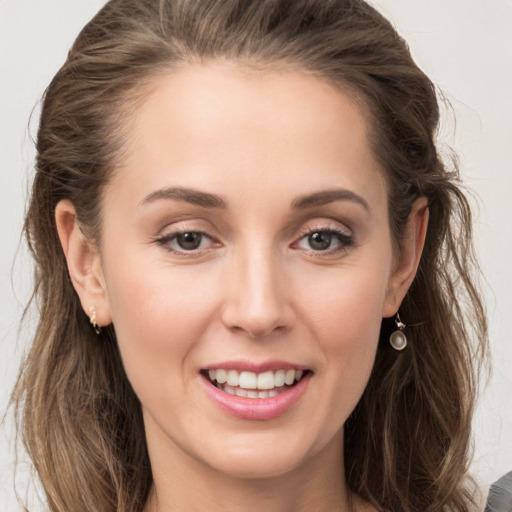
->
[291,220,355,256]
[152,216,220,240]
[293,218,353,239]
[152,226,221,256]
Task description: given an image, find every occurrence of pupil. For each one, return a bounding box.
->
[309,232,332,250]
[177,232,202,250]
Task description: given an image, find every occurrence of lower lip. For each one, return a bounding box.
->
[201,373,311,421]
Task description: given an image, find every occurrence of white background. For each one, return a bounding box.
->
[1,1,511,510]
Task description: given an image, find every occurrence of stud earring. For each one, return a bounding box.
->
[89,306,102,335]
[389,313,407,351]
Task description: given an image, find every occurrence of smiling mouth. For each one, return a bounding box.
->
[201,368,310,399]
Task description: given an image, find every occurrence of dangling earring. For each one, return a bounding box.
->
[389,313,407,351]
[89,306,102,335]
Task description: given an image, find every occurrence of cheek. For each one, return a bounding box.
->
[299,260,390,406]
[302,260,389,348]
[102,252,221,386]
[316,280,384,378]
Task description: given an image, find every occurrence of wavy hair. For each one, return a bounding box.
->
[14,1,487,510]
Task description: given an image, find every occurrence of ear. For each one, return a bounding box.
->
[382,197,429,318]
[55,199,112,328]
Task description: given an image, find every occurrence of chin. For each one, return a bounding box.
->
[196,426,340,482]
[207,450,309,481]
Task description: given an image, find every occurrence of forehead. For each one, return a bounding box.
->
[109,62,387,211]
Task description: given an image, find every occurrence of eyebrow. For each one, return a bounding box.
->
[140,187,227,209]
[291,189,371,213]
[140,186,370,213]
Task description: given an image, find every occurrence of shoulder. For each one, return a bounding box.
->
[484,471,512,512]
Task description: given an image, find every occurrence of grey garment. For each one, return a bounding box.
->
[485,471,512,512]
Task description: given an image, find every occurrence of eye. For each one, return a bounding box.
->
[307,231,334,251]
[175,232,204,250]
[295,228,353,253]
[155,230,216,254]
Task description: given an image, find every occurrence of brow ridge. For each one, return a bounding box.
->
[291,189,371,212]
[140,187,227,209]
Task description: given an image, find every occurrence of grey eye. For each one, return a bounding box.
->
[307,231,333,250]
[176,232,203,250]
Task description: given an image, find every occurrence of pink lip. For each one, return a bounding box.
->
[204,360,309,373]
[200,371,312,421]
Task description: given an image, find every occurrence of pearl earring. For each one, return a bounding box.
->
[89,306,102,335]
[389,313,407,351]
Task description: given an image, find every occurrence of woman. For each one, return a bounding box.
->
[13,0,489,510]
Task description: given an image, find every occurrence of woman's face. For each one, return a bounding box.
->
[89,63,416,480]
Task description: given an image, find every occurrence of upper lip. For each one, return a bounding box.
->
[202,360,310,373]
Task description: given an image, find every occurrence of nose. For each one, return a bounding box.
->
[221,244,295,338]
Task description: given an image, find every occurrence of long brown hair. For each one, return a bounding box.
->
[14,1,488,510]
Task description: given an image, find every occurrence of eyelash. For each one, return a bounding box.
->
[293,226,354,256]
[153,229,217,255]
[153,225,354,257]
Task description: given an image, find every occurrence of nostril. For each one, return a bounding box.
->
[220,275,295,338]
[228,320,290,339]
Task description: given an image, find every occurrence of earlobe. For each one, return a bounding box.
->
[382,197,429,317]
[55,200,111,327]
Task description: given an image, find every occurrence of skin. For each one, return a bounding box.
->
[56,63,428,512]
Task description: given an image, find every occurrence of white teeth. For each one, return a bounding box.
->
[216,369,227,384]
[284,369,295,385]
[226,370,239,387]
[239,371,257,389]
[208,368,306,392]
[257,371,275,390]
[274,370,286,387]
[218,383,285,398]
